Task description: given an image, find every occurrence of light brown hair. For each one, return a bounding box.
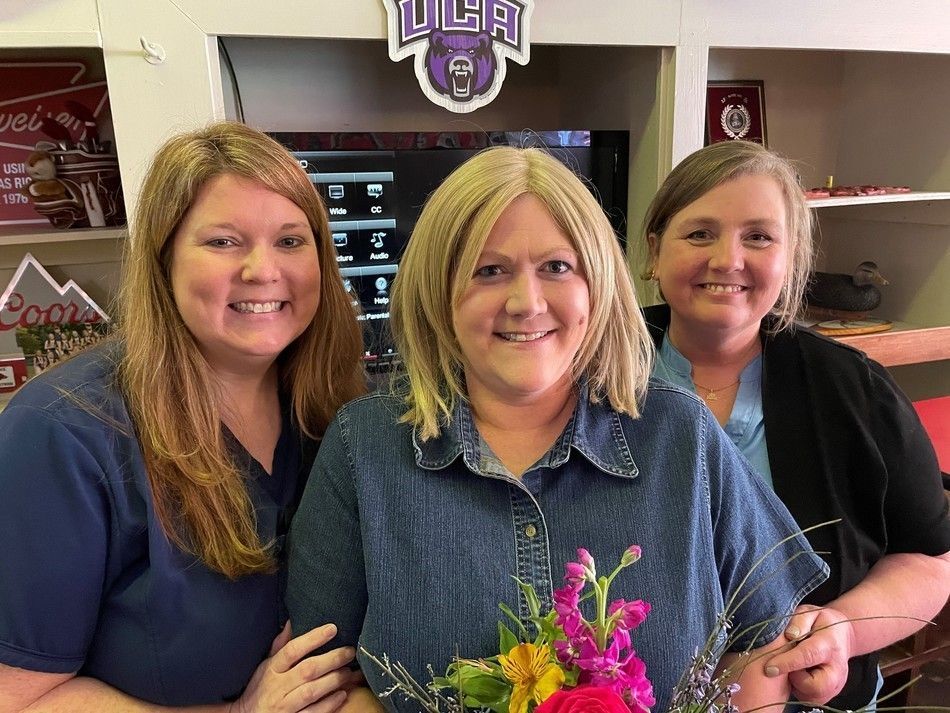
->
[642,140,814,332]
[116,122,365,578]
[389,146,653,440]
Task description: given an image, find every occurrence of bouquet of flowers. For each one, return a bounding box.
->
[363,545,745,713]
[365,526,938,713]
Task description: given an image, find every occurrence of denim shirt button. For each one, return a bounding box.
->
[524,523,537,538]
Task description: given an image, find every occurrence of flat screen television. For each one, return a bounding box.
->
[269,130,630,372]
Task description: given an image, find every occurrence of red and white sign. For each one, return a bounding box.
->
[0,253,110,393]
[0,61,110,225]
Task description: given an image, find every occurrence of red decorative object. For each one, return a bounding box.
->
[0,60,124,229]
[0,355,28,393]
[706,80,767,147]
[0,253,110,394]
[914,396,950,474]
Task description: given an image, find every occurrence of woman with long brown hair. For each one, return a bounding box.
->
[0,122,366,711]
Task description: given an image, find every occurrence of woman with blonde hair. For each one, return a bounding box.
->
[641,139,950,710]
[0,122,366,711]
[287,146,828,712]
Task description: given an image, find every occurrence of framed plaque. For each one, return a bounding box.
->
[706,80,767,146]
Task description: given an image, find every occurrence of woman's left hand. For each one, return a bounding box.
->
[763,604,855,705]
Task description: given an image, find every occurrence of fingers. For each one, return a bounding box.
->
[270,621,293,656]
[765,639,822,679]
[271,623,340,674]
[300,689,348,713]
[784,603,821,641]
[788,665,843,704]
[283,664,355,712]
[765,621,850,705]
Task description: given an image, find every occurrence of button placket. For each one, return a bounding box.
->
[508,486,553,628]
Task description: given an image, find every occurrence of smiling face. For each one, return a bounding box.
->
[452,194,590,408]
[652,173,789,346]
[168,174,321,374]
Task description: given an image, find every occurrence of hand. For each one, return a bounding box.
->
[763,604,855,705]
[231,622,357,713]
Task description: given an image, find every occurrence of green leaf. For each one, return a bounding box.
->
[498,602,530,639]
[514,577,542,618]
[458,673,510,702]
[498,621,519,654]
[562,666,580,687]
[468,693,511,713]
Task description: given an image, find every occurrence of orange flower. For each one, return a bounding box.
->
[499,643,565,713]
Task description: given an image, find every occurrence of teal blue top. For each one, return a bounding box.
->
[653,334,773,488]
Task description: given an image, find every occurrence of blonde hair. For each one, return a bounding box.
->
[389,146,653,440]
[642,140,814,332]
[116,122,365,578]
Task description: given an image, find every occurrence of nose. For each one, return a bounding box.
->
[505,272,545,318]
[708,236,743,272]
[241,246,280,283]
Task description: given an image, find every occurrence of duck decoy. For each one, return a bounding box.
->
[806,261,889,319]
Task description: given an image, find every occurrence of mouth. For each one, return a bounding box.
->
[496,330,552,343]
[699,283,747,294]
[229,300,286,314]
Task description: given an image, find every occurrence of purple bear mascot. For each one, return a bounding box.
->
[425,31,497,102]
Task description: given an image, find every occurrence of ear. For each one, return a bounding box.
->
[476,33,492,51]
[641,232,660,281]
[431,31,448,53]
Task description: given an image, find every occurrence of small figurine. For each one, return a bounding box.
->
[21,107,125,230]
[806,260,889,319]
[23,150,87,229]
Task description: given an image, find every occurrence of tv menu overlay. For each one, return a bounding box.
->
[340,263,397,368]
[301,158,402,370]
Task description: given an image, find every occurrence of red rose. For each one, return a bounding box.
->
[535,685,631,713]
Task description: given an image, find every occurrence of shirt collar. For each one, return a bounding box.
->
[412,385,639,479]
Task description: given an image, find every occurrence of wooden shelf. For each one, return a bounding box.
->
[806,191,950,209]
[830,323,950,367]
[0,225,127,246]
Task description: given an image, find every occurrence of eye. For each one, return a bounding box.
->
[205,237,236,248]
[544,259,573,274]
[685,230,714,244]
[745,232,775,247]
[278,236,305,248]
[474,264,504,279]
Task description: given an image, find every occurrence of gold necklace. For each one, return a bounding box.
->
[692,378,740,401]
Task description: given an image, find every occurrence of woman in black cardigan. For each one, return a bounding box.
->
[639,140,950,710]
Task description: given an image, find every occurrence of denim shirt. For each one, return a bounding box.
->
[287,381,828,712]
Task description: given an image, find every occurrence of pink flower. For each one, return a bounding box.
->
[608,599,651,631]
[535,685,632,713]
[553,638,580,665]
[553,585,580,615]
[620,545,642,566]
[552,584,585,638]
[576,548,595,570]
[563,561,587,586]
[617,654,655,712]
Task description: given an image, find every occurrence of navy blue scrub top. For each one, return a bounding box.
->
[0,345,311,706]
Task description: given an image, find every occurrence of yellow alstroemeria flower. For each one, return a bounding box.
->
[498,643,565,713]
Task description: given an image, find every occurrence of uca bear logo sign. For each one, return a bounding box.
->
[381,0,534,113]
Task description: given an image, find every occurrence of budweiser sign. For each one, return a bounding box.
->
[0,60,111,226]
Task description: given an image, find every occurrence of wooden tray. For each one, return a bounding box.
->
[814,318,893,336]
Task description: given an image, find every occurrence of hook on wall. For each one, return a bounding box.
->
[140,36,167,65]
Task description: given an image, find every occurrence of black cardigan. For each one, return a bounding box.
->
[644,304,950,708]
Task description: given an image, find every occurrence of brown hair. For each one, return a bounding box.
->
[642,140,814,332]
[116,122,365,578]
[389,146,653,440]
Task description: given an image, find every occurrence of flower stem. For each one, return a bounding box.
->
[596,575,609,651]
